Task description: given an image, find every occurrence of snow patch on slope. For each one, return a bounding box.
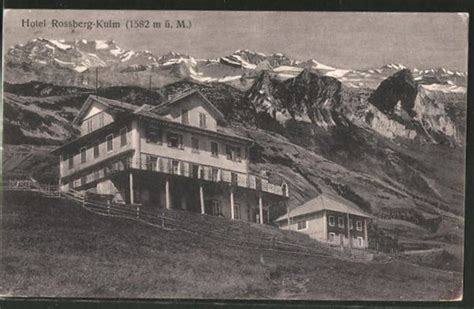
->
[421,84,467,94]
[49,40,72,50]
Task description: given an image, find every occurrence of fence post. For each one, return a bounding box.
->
[107,200,111,215]
[136,206,140,219]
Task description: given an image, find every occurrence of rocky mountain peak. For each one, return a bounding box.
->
[369,69,418,116]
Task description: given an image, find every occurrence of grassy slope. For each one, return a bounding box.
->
[0,192,461,300]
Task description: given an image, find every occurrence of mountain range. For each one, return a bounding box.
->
[2,38,467,261]
[5,38,467,92]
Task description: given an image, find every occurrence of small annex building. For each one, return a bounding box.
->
[275,194,371,249]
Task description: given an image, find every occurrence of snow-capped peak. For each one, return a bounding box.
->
[383,63,407,70]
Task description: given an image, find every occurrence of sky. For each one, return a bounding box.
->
[3,10,469,70]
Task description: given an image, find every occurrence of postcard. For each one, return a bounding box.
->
[1,9,467,300]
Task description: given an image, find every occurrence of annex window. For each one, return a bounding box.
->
[93,141,100,158]
[349,219,354,230]
[199,113,207,128]
[68,154,74,169]
[297,220,307,230]
[328,216,335,227]
[338,217,345,228]
[226,145,242,161]
[234,203,241,220]
[211,200,221,216]
[167,133,183,149]
[181,109,189,124]
[356,221,363,231]
[106,134,114,152]
[211,142,219,157]
[191,137,199,153]
[120,127,128,147]
[80,147,87,163]
[329,232,336,242]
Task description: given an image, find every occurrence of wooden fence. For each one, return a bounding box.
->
[1,179,60,197]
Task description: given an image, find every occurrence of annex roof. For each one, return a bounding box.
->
[275,193,371,222]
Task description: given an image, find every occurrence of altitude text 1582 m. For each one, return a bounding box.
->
[125,20,192,29]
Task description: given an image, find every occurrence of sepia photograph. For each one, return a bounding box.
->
[0,9,468,301]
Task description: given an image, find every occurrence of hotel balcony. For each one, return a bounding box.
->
[69,153,289,198]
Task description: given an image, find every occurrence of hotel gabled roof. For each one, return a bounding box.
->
[152,89,227,124]
[73,95,140,125]
[53,92,252,154]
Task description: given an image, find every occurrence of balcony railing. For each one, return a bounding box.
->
[69,153,289,198]
[139,153,289,197]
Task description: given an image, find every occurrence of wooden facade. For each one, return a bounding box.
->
[53,91,289,224]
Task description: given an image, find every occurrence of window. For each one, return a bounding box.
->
[99,113,104,127]
[191,137,199,153]
[356,221,363,231]
[226,145,242,161]
[357,237,364,247]
[106,134,114,152]
[211,142,219,157]
[297,220,307,230]
[191,164,199,178]
[167,133,183,149]
[282,183,288,196]
[338,217,345,228]
[349,219,354,230]
[80,175,87,186]
[231,172,238,185]
[146,155,157,171]
[80,147,87,163]
[211,200,220,216]
[87,120,92,133]
[211,168,219,181]
[68,154,74,169]
[147,130,162,144]
[181,109,189,124]
[171,160,180,175]
[93,141,99,158]
[120,127,127,147]
[328,216,335,227]
[234,204,241,220]
[329,232,336,242]
[199,113,207,128]
[93,170,100,180]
